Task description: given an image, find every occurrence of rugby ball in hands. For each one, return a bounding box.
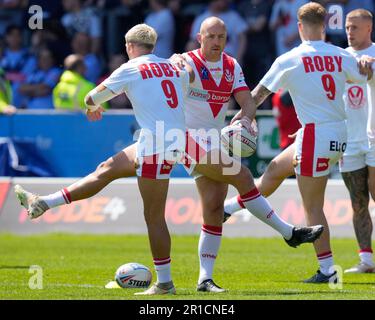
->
[221,119,257,157]
[115,263,152,289]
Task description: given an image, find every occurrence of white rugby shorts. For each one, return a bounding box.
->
[294,121,347,177]
[339,139,375,172]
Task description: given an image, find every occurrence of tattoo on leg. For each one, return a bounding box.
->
[342,167,373,249]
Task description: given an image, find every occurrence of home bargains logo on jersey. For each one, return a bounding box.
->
[18,197,126,224]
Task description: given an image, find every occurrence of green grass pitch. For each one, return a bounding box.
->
[1,233,374,300]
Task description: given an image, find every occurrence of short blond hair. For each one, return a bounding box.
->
[298,2,327,26]
[125,24,157,50]
[347,9,373,22]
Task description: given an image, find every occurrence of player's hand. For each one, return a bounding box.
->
[1,105,16,115]
[231,112,257,135]
[240,116,258,136]
[288,131,298,140]
[86,106,105,122]
[230,110,242,124]
[169,53,186,70]
[358,55,374,80]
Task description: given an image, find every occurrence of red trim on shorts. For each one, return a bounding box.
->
[359,248,373,253]
[301,123,315,177]
[240,188,261,202]
[141,154,158,179]
[202,224,222,236]
[237,195,245,208]
[317,251,332,260]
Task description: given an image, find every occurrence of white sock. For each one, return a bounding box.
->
[198,224,222,284]
[154,257,171,283]
[240,188,294,239]
[224,195,244,215]
[317,251,334,275]
[40,188,71,208]
[359,249,374,266]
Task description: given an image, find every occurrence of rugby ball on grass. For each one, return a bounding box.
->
[115,263,152,289]
[221,119,257,157]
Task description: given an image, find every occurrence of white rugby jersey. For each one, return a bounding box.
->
[260,40,367,126]
[344,44,375,143]
[102,54,189,155]
[182,49,249,130]
[365,45,375,144]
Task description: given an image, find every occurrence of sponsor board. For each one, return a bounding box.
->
[0,180,10,215]
[0,178,372,237]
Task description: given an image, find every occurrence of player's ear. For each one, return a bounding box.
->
[196,33,202,45]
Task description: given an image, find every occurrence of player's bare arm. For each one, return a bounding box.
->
[231,90,257,132]
[169,54,195,83]
[84,84,117,122]
[252,84,272,107]
[358,55,374,80]
[230,84,271,125]
[183,62,195,83]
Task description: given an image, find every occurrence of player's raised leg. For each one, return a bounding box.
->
[194,149,323,247]
[14,143,137,219]
[224,143,296,221]
[195,176,227,292]
[134,175,176,295]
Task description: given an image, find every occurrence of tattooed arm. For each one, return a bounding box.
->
[231,84,272,124]
[251,84,272,107]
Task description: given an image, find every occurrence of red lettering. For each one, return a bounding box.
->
[63,201,87,223]
[302,56,315,73]
[150,63,163,77]
[169,63,180,77]
[280,199,306,225]
[334,56,342,72]
[166,197,195,224]
[43,207,64,223]
[324,56,335,72]
[160,63,173,77]
[314,56,324,72]
[0,182,9,211]
[84,197,107,223]
[138,64,153,79]
[326,199,352,225]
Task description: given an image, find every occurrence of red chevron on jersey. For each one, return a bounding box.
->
[187,50,235,118]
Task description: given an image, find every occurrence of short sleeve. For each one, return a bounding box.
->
[102,65,131,95]
[259,58,287,93]
[233,61,249,94]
